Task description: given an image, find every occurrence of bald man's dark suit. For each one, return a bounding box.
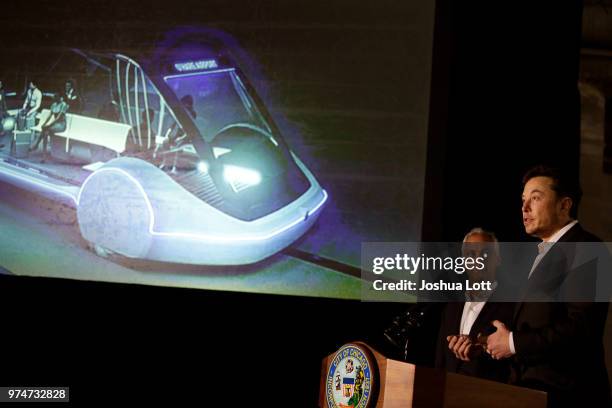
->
[436,298,514,383]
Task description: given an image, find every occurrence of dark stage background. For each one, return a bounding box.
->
[0,0,584,405]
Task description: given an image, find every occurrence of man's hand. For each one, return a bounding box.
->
[447,335,476,361]
[486,320,514,360]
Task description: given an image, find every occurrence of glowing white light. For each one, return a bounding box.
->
[174,59,218,72]
[197,161,209,174]
[223,165,261,193]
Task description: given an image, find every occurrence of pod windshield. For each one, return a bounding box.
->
[164,68,278,145]
[162,67,310,221]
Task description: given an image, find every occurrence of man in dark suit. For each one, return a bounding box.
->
[486,165,611,407]
[436,228,515,383]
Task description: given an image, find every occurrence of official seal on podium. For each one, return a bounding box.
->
[326,343,376,408]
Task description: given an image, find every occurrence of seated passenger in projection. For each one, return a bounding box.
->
[0,80,8,142]
[166,94,196,147]
[30,93,69,162]
[139,108,156,141]
[63,79,82,114]
[19,80,42,130]
[0,80,7,122]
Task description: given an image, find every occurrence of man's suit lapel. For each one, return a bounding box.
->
[512,223,584,323]
[469,299,503,337]
[444,303,465,373]
[448,302,465,334]
[469,302,488,337]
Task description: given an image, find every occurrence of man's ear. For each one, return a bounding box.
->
[560,197,573,215]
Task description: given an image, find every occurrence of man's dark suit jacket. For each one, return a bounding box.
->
[511,223,611,407]
[436,298,514,383]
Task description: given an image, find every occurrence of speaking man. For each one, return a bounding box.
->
[486,165,610,407]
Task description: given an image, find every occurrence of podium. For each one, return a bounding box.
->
[320,342,547,408]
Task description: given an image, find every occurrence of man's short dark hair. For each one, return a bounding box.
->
[522,165,582,218]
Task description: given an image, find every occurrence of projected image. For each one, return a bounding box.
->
[0,2,435,298]
[0,48,326,266]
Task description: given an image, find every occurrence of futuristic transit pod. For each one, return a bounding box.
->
[0,45,327,265]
